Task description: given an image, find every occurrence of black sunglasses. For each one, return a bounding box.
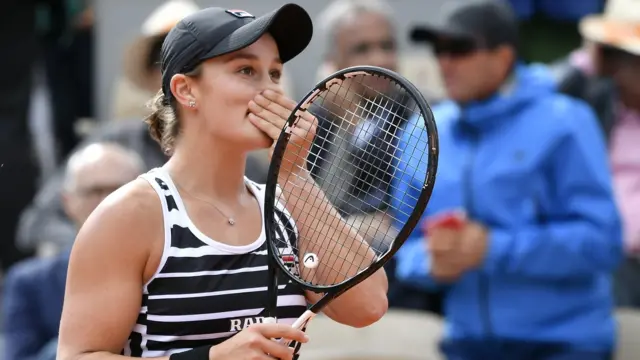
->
[432,39,483,58]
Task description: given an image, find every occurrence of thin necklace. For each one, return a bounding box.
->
[174,182,237,226]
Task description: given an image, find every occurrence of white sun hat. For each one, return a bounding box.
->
[122,0,200,92]
[579,0,640,55]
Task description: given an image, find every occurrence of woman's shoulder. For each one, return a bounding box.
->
[77,178,163,249]
[68,179,165,296]
[101,178,162,217]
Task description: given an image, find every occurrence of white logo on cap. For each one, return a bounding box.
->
[226,9,255,18]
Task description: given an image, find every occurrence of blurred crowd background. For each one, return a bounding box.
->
[2,0,640,359]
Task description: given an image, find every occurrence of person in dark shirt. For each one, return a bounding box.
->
[3,142,144,360]
[0,0,43,272]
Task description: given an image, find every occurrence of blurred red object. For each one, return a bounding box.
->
[422,209,467,236]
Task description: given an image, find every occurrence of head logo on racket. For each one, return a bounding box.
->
[225,9,255,18]
[303,253,319,269]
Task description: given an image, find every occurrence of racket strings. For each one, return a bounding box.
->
[306,118,402,206]
[304,83,424,223]
[309,88,420,199]
[274,73,432,287]
[282,86,415,280]
[304,90,421,221]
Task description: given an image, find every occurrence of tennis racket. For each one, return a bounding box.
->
[263,65,439,356]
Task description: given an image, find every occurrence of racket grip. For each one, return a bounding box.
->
[291,310,315,330]
[278,310,315,347]
[263,317,278,342]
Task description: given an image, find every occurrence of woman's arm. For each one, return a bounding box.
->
[280,171,388,329]
[57,180,167,360]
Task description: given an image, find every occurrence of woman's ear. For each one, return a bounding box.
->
[169,73,196,109]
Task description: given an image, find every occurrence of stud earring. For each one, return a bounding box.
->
[188,100,196,108]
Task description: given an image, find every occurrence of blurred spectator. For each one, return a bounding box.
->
[112,0,200,120]
[507,0,605,63]
[2,142,144,360]
[315,0,397,77]
[311,0,399,213]
[564,0,640,308]
[393,1,622,359]
[16,119,167,256]
[310,0,445,314]
[39,0,95,159]
[0,0,43,272]
[509,0,604,20]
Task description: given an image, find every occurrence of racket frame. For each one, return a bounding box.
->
[263,64,439,315]
[265,251,279,319]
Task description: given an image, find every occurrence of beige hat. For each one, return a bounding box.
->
[579,0,640,55]
[123,0,200,92]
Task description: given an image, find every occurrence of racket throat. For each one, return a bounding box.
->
[266,260,279,320]
[291,309,315,330]
[280,310,315,350]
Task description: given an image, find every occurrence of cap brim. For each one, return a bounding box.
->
[410,25,474,44]
[202,3,313,63]
[579,15,640,56]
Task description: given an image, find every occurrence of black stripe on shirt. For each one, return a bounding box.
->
[147,278,303,316]
[170,226,210,248]
[147,268,270,295]
[161,250,268,274]
[146,337,228,352]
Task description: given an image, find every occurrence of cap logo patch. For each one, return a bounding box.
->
[226,9,255,19]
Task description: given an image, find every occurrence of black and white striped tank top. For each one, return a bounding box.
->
[124,167,307,357]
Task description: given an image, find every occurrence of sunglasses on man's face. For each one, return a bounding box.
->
[432,40,480,58]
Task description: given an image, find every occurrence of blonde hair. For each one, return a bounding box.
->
[143,65,202,155]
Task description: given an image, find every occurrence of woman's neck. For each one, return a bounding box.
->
[165,136,249,204]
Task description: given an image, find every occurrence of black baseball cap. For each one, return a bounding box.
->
[410,0,518,49]
[160,4,313,102]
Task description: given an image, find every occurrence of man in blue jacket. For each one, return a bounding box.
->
[392,1,622,359]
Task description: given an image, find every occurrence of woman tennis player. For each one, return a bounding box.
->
[57,4,388,360]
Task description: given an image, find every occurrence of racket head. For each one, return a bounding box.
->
[264,65,439,293]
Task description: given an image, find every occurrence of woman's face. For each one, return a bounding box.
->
[188,34,285,150]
